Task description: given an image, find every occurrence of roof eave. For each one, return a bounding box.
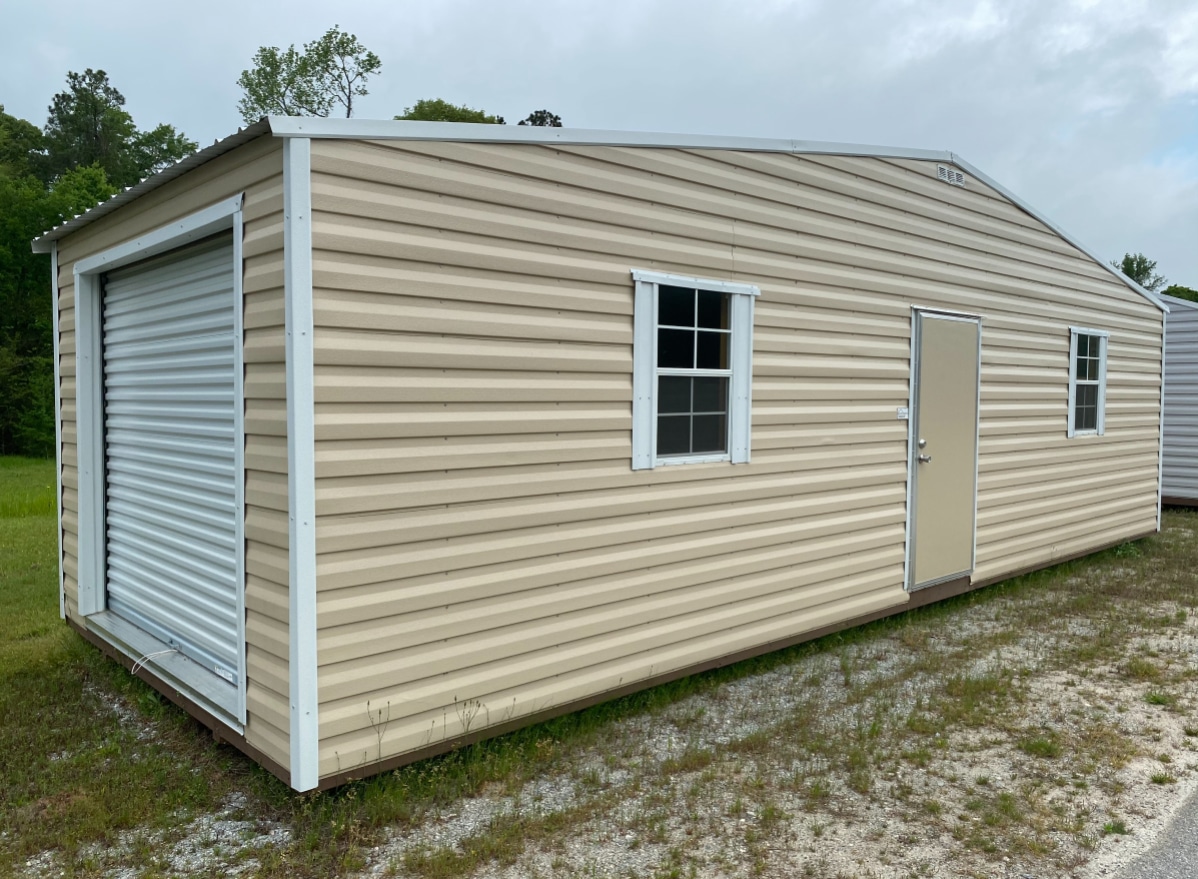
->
[29,117,1168,316]
[949,154,1168,314]
[31,119,273,252]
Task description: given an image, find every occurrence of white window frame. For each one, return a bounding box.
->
[1068,326,1109,438]
[631,269,758,470]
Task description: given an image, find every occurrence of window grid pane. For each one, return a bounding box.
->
[1072,333,1103,434]
[655,375,730,457]
[656,286,734,459]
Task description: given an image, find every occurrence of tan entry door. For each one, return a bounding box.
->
[911,311,980,589]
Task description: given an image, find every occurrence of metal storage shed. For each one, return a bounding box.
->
[1162,293,1198,504]
[33,117,1166,791]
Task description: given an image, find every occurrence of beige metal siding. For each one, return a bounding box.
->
[309,140,1161,779]
[55,135,289,770]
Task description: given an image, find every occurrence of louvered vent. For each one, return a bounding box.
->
[937,164,966,187]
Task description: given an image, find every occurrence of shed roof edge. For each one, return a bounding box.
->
[949,153,1167,314]
[28,118,1169,317]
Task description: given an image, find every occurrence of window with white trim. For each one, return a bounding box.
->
[1068,327,1108,437]
[631,270,758,469]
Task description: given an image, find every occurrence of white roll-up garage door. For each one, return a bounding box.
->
[102,234,242,691]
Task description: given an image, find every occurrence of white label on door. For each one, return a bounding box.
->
[896,406,910,420]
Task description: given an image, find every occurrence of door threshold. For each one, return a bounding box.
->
[909,570,972,593]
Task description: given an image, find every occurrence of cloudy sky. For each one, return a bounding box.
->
[4,0,1196,285]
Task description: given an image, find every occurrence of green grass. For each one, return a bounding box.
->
[0,457,262,875]
[5,456,1198,878]
[0,456,57,518]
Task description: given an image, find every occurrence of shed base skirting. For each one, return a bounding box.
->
[66,529,1157,791]
[1162,497,1198,509]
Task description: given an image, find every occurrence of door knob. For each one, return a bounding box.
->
[918,454,932,463]
[918,438,927,448]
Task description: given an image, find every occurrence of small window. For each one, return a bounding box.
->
[631,270,758,469]
[1068,327,1108,437]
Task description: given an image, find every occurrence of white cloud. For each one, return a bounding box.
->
[1,0,1195,283]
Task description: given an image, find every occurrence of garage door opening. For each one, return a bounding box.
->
[100,234,244,706]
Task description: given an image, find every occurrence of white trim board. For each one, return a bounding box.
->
[52,243,65,619]
[268,116,954,160]
[283,136,320,792]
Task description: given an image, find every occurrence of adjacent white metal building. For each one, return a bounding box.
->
[1162,294,1198,504]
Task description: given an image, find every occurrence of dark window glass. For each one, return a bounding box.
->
[1075,383,1098,432]
[654,285,733,459]
[658,328,694,368]
[696,331,728,369]
[693,377,727,413]
[659,376,691,414]
[697,290,729,329]
[659,286,695,327]
[657,415,690,455]
[692,415,727,453]
[1075,334,1103,381]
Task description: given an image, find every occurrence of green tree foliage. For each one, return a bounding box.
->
[40,69,195,188]
[0,106,44,178]
[0,164,117,455]
[1163,284,1198,304]
[518,109,563,127]
[1112,252,1167,293]
[396,99,504,124]
[237,25,381,122]
[0,69,190,455]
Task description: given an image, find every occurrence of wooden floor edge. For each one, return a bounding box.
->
[65,527,1162,793]
[66,616,291,787]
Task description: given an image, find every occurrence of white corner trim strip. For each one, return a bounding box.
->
[284,136,320,792]
[52,243,64,619]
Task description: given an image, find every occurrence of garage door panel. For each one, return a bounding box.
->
[107,563,237,626]
[106,455,236,498]
[106,504,238,555]
[107,482,233,523]
[102,234,242,688]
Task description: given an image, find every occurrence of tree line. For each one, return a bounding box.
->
[0,74,196,455]
[1,26,1191,458]
[236,25,562,127]
[0,26,561,457]
[1112,252,1197,302]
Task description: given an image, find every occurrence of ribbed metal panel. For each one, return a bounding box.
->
[1162,295,1198,502]
[102,235,240,683]
[305,141,1160,777]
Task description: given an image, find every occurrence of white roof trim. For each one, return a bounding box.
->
[1162,294,1198,311]
[950,154,1167,314]
[266,116,954,161]
[27,117,1167,314]
[31,120,272,251]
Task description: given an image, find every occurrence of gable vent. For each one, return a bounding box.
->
[937,164,966,187]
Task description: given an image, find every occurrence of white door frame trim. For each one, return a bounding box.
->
[72,194,247,727]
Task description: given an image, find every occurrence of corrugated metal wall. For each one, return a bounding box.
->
[306,140,1161,778]
[55,135,289,770]
[1162,294,1198,502]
